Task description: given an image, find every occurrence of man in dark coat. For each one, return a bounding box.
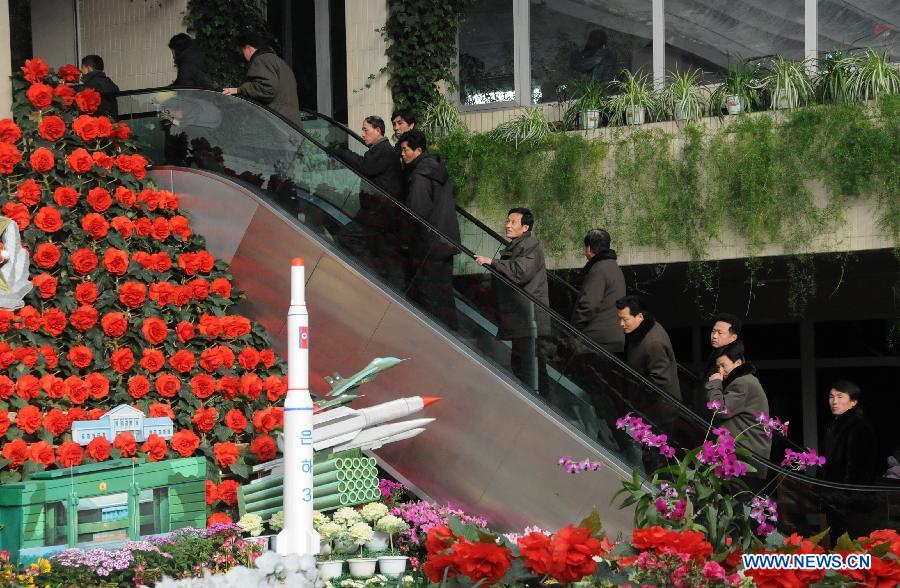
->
[332,116,404,287]
[398,129,460,331]
[79,55,120,118]
[703,313,743,378]
[475,209,551,394]
[571,228,626,353]
[570,29,621,84]
[819,380,879,543]
[223,32,301,126]
[616,295,681,401]
[168,33,215,89]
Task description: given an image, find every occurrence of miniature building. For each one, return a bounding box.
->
[71,404,174,445]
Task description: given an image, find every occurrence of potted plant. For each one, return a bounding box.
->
[816,49,855,105]
[314,519,346,580]
[710,59,760,116]
[346,521,377,578]
[762,56,813,110]
[374,514,411,578]
[605,71,659,126]
[662,69,709,123]
[847,48,900,103]
[360,502,390,552]
[331,506,362,554]
[563,77,606,130]
[420,95,465,141]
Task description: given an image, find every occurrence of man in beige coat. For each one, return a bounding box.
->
[223,33,301,126]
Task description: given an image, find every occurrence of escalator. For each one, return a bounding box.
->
[116,88,899,537]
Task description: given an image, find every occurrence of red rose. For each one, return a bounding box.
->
[265,376,288,402]
[86,187,112,212]
[0,143,23,174]
[210,278,233,299]
[0,375,13,399]
[102,247,130,275]
[15,374,40,401]
[140,434,168,461]
[116,153,148,179]
[172,286,192,307]
[198,314,222,338]
[451,540,512,586]
[114,432,138,457]
[75,88,101,113]
[41,308,67,336]
[192,407,217,433]
[149,402,175,418]
[58,64,81,83]
[111,216,134,237]
[238,347,260,370]
[0,119,22,144]
[42,409,70,437]
[250,435,276,461]
[0,410,9,437]
[72,115,99,141]
[101,312,128,338]
[41,374,66,399]
[39,345,58,369]
[190,374,216,399]
[423,552,459,584]
[217,480,240,506]
[141,317,168,345]
[119,282,147,308]
[70,247,99,274]
[26,83,53,109]
[155,374,181,398]
[252,408,282,434]
[2,202,30,230]
[176,321,195,343]
[127,375,151,399]
[149,282,176,306]
[207,513,232,527]
[112,122,131,141]
[1,439,28,468]
[29,148,55,173]
[115,186,136,207]
[217,376,239,399]
[21,58,49,83]
[169,349,196,373]
[213,442,240,468]
[28,441,56,467]
[170,429,201,457]
[14,346,38,368]
[65,376,88,404]
[219,346,236,368]
[66,147,93,174]
[150,253,173,272]
[134,218,152,236]
[221,316,251,339]
[140,348,165,372]
[15,405,43,434]
[85,372,109,400]
[34,206,63,233]
[240,373,262,400]
[150,217,170,240]
[86,436,111,461]
[67,345,93,369]
[177,252,201,275]
[75,281,99,305]
[16,179,42,205]
[38,115,66,141]
[543,525,604,583]
[188,278,209,300]
[53,185,80,208]
[70,305,99,332]
[53,84,75,107]
[110,348,135,373]
[32,273,58,299]
[225,409,247,434]
[138,189,161,210]
[427,526,459,554]
[205,480,218,505]
[81,213,109,239]
[17,306,42,331]
[169,215,192,241]
[57,440,84,468]
[92,151,113,169]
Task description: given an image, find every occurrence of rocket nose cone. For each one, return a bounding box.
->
[421,396,442,408]
[292,257,304,266]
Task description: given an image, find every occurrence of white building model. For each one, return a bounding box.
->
[71,404,174,446]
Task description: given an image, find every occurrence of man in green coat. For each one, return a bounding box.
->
[223,33,301,126]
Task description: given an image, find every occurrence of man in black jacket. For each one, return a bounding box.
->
[571,228,626,353]
[168,33,215,89]
[616,295,681,401]
[79,55,120,118]
[222,33,301,126]
[332,116,405,287]
[398,129,460,331]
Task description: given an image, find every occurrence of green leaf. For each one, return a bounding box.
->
[577,508,604,538]
[214,425,232,442]
[228,461,250,479]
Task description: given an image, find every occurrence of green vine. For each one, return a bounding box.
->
[383,0,472,110]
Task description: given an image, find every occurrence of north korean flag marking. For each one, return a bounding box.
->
[300,326,309,349]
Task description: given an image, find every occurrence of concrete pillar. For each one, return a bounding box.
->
[345,0,392,130]
[0,1,12,118]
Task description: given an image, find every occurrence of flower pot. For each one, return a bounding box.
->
[775,88,792,110]
[725,94,742,115]
[625,105,646,125]
[319,540,332,557]
[334,538,357,554]
[674,99,690,122]
[580,109,600,130]
[316,559,345,580]
[365,531,390,552]
[347,557,378,578]
[377,555,409,578]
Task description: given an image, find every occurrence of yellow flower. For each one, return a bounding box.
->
[37,559,50,574]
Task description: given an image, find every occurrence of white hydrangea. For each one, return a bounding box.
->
[365,575,388,587]
[347,521,375,545]
[374,515,408,535]
[154,553,323,588]
[237,514,264,537]
[318,521,344,542]
[268,510,285,531]
[313,510,328,529]
[400,576,416,588]
[339,580,366,588]
[332,507,362,526]
[359,502,389,522]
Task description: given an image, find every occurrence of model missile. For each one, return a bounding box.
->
[326,357,406,397]
[312,395,440,447]
[318,418,434,453]
[331,428,427,452]
[276,258,320,556]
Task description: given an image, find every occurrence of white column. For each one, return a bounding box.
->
[652,0,665,91]
[0,1,11,118]
[805,0,818,75]
[315,0,333,116]
[513,0,531,105]
[345,0,392,127]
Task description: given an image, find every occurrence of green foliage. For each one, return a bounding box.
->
[709,58,762,116]
[184,0,270,87]
[663,69,709,122]
[489,108,551,149]
[605,71,662,125]
[420,95,465,142]
[383,0,472,110]
[763,56,814,110]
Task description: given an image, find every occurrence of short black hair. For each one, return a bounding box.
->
[584,228,611,253]
[391,109,417,126]
[364,115,386,136]
[713,313,743,335]
[715,340,746,362]
[508,208,534,231]
[830,379,862,401]
[168,33,194,52]
[81,55,104,71]
[615,295,647,316]
[237,32,271,51]
[398,129,428,152]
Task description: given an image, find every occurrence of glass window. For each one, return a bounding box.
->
[664,1,804,82]
[458,0,516,105]
[530,0,653,103]
[818,1,899,60]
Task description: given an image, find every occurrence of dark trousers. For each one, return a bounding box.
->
[510,336,549,396]
[340,228,406,291]
[409,256,458,331]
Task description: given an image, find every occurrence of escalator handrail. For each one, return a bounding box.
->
[118,88,897,493]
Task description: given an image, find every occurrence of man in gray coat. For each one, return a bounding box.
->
[571,229,626,353]
[705,342,771,490]
[616,295,681,400]
[475,209,550,394]
[223,33,301,126]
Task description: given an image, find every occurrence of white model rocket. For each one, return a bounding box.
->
[276,258,320,556]
[313,396,440,451]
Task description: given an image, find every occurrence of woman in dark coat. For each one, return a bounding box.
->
[168,33,215,89]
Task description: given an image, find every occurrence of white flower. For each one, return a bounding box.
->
[339,580,366,588]
[359,502,389,522]
[237,514,265,537]
[365,575,388,586]
[347,521,374,545]
[318,521,344,542]
[401,576,416,588]
[374,515,408,535]
[268,510,285,531]
[332,507,362,526]
[254,551,280,575]
[313,509,328,529]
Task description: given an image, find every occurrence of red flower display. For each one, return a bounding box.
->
[225,409,248,433]
[250,435,276,461]
[16,405,43,434]
[2,439,28,468]
[26,83,53,109]
[16,179,42,205]
[70,305,99,332]
[213,442,240,468]
[86,436,111,461]
[38,115,66,141]
[217,480,240,506]
[32,273,58,299]
[141,317,168,345]
[86,187,112,211]
[75,88,101,113]
[170,429,201,457]
[70,248,99,274]
[21,58,49,83]
[0,143,23,173]
[451,540,513,586]
[192,407,217,433]
[58,64,81,83]
[141,434,167,461]
[33,206,63,232]
[114,432,138,457]
[53,84,75,106]
[207,513,232,527]
[66,147,93,173]
[28,441,56,467]
[82,212,109,239]
[154,374,181,398]
[0,119,22,144]
[57,440,84,468]
[29,147,55,173]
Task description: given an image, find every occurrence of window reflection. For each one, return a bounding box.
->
[819,1,899,59]
[458,0,516,105]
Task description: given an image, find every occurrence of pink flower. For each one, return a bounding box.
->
[702,561,726,581]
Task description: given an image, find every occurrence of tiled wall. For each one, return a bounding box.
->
[345,0,393,130]
[78,0,188,91]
